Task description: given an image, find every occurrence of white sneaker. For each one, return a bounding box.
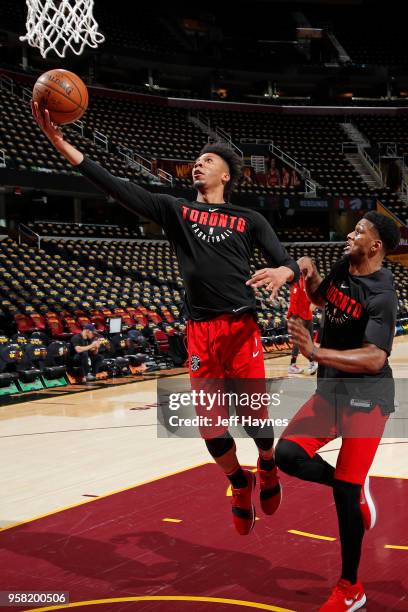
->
[288,364,304,374]
[360,475,377,530]
[308,361,318,375]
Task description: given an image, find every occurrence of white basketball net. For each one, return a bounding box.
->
[20,0,105,58]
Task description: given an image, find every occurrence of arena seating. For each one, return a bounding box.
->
[276,227,327,242]
[0,234,253,332]
[82,96,383,198]
[198,109,371,196]
[2,235,406,345]
[1,75,408,223]
[0,85,155,183]
[0,322,183,393]
[0,236,188,386]
[45,238,182,285]
[354,116,408,158]
[0,236,183,329]
[0,232,407,394]
[84,96,206,161]
[27,222,140,239]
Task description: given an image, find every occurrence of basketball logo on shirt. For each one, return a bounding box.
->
[325,281,363,325]
[181,205,247,244]
[191,354,201,372]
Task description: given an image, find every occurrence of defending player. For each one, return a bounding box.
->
[250,212,400,610]
[32,102,300,536]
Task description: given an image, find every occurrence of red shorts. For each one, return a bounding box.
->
[186,313,265,379]
[281,393,389,485]
[186,313,267,439]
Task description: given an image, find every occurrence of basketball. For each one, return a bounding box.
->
[32,69,88,125]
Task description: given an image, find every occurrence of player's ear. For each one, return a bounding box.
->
[222,171,230,185]
[371,239,382,252]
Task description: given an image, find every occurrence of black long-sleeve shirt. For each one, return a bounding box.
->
[78,157,300,321]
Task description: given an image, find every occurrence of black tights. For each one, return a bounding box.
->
[205,431,273,459]
[276,439,364,584]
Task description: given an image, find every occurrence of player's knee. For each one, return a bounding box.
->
[275,438,307,475]
[205,433,234,458]
[252,437,274,452]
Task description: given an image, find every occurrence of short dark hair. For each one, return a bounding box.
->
[364,211,401,253]
[198,142,243,196]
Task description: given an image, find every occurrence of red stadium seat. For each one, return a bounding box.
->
[77,315,91,328]
[146,310,162,324]
[162,309,175,323]
[47,317,69,339]
[154,329,170,352]
[90,313,106,332]
[133,313,148,326]
[101,308,114,318]
[30,312,46,330]
[14,314,36,333]
[126,308,148,326]
[113,308,134,329]
[137,306,149,316]
[45,311,62,321]
[63,315,82,334]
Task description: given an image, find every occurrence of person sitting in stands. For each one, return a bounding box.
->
[290,168,301,188]
[266,158,281,187]
[70,323,103,382]
[281,167,291,188]
[240,166,254,186]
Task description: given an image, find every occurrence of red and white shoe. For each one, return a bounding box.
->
[319,579,366,611]
[231,470,256,535]
[360,475,376,530]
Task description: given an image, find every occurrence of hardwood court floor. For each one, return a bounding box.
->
[0,337,407,529]
[1,464,407,612]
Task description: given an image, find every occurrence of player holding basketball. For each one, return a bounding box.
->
[250,212,400,611]
[32,102,300,536]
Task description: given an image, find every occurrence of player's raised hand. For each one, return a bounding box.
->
[297,256,316,280]
[31,100,84,166]
[287,317,314,358]
[31,100,64,147]
[246,266,293,301]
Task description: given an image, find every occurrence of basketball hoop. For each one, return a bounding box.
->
[20,0,105,58]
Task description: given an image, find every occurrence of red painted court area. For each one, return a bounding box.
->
[0,464,407,612]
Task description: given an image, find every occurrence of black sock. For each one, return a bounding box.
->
[333,479,364,585]
[259,456,276,471]
[290,357,297,365]
[227,467,248,488]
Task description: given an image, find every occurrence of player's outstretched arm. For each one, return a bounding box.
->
[246,267,294,301]
[288,318,387,374]
[32,101,84,165]
[247,212,300,299]
[31,100,169,226]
